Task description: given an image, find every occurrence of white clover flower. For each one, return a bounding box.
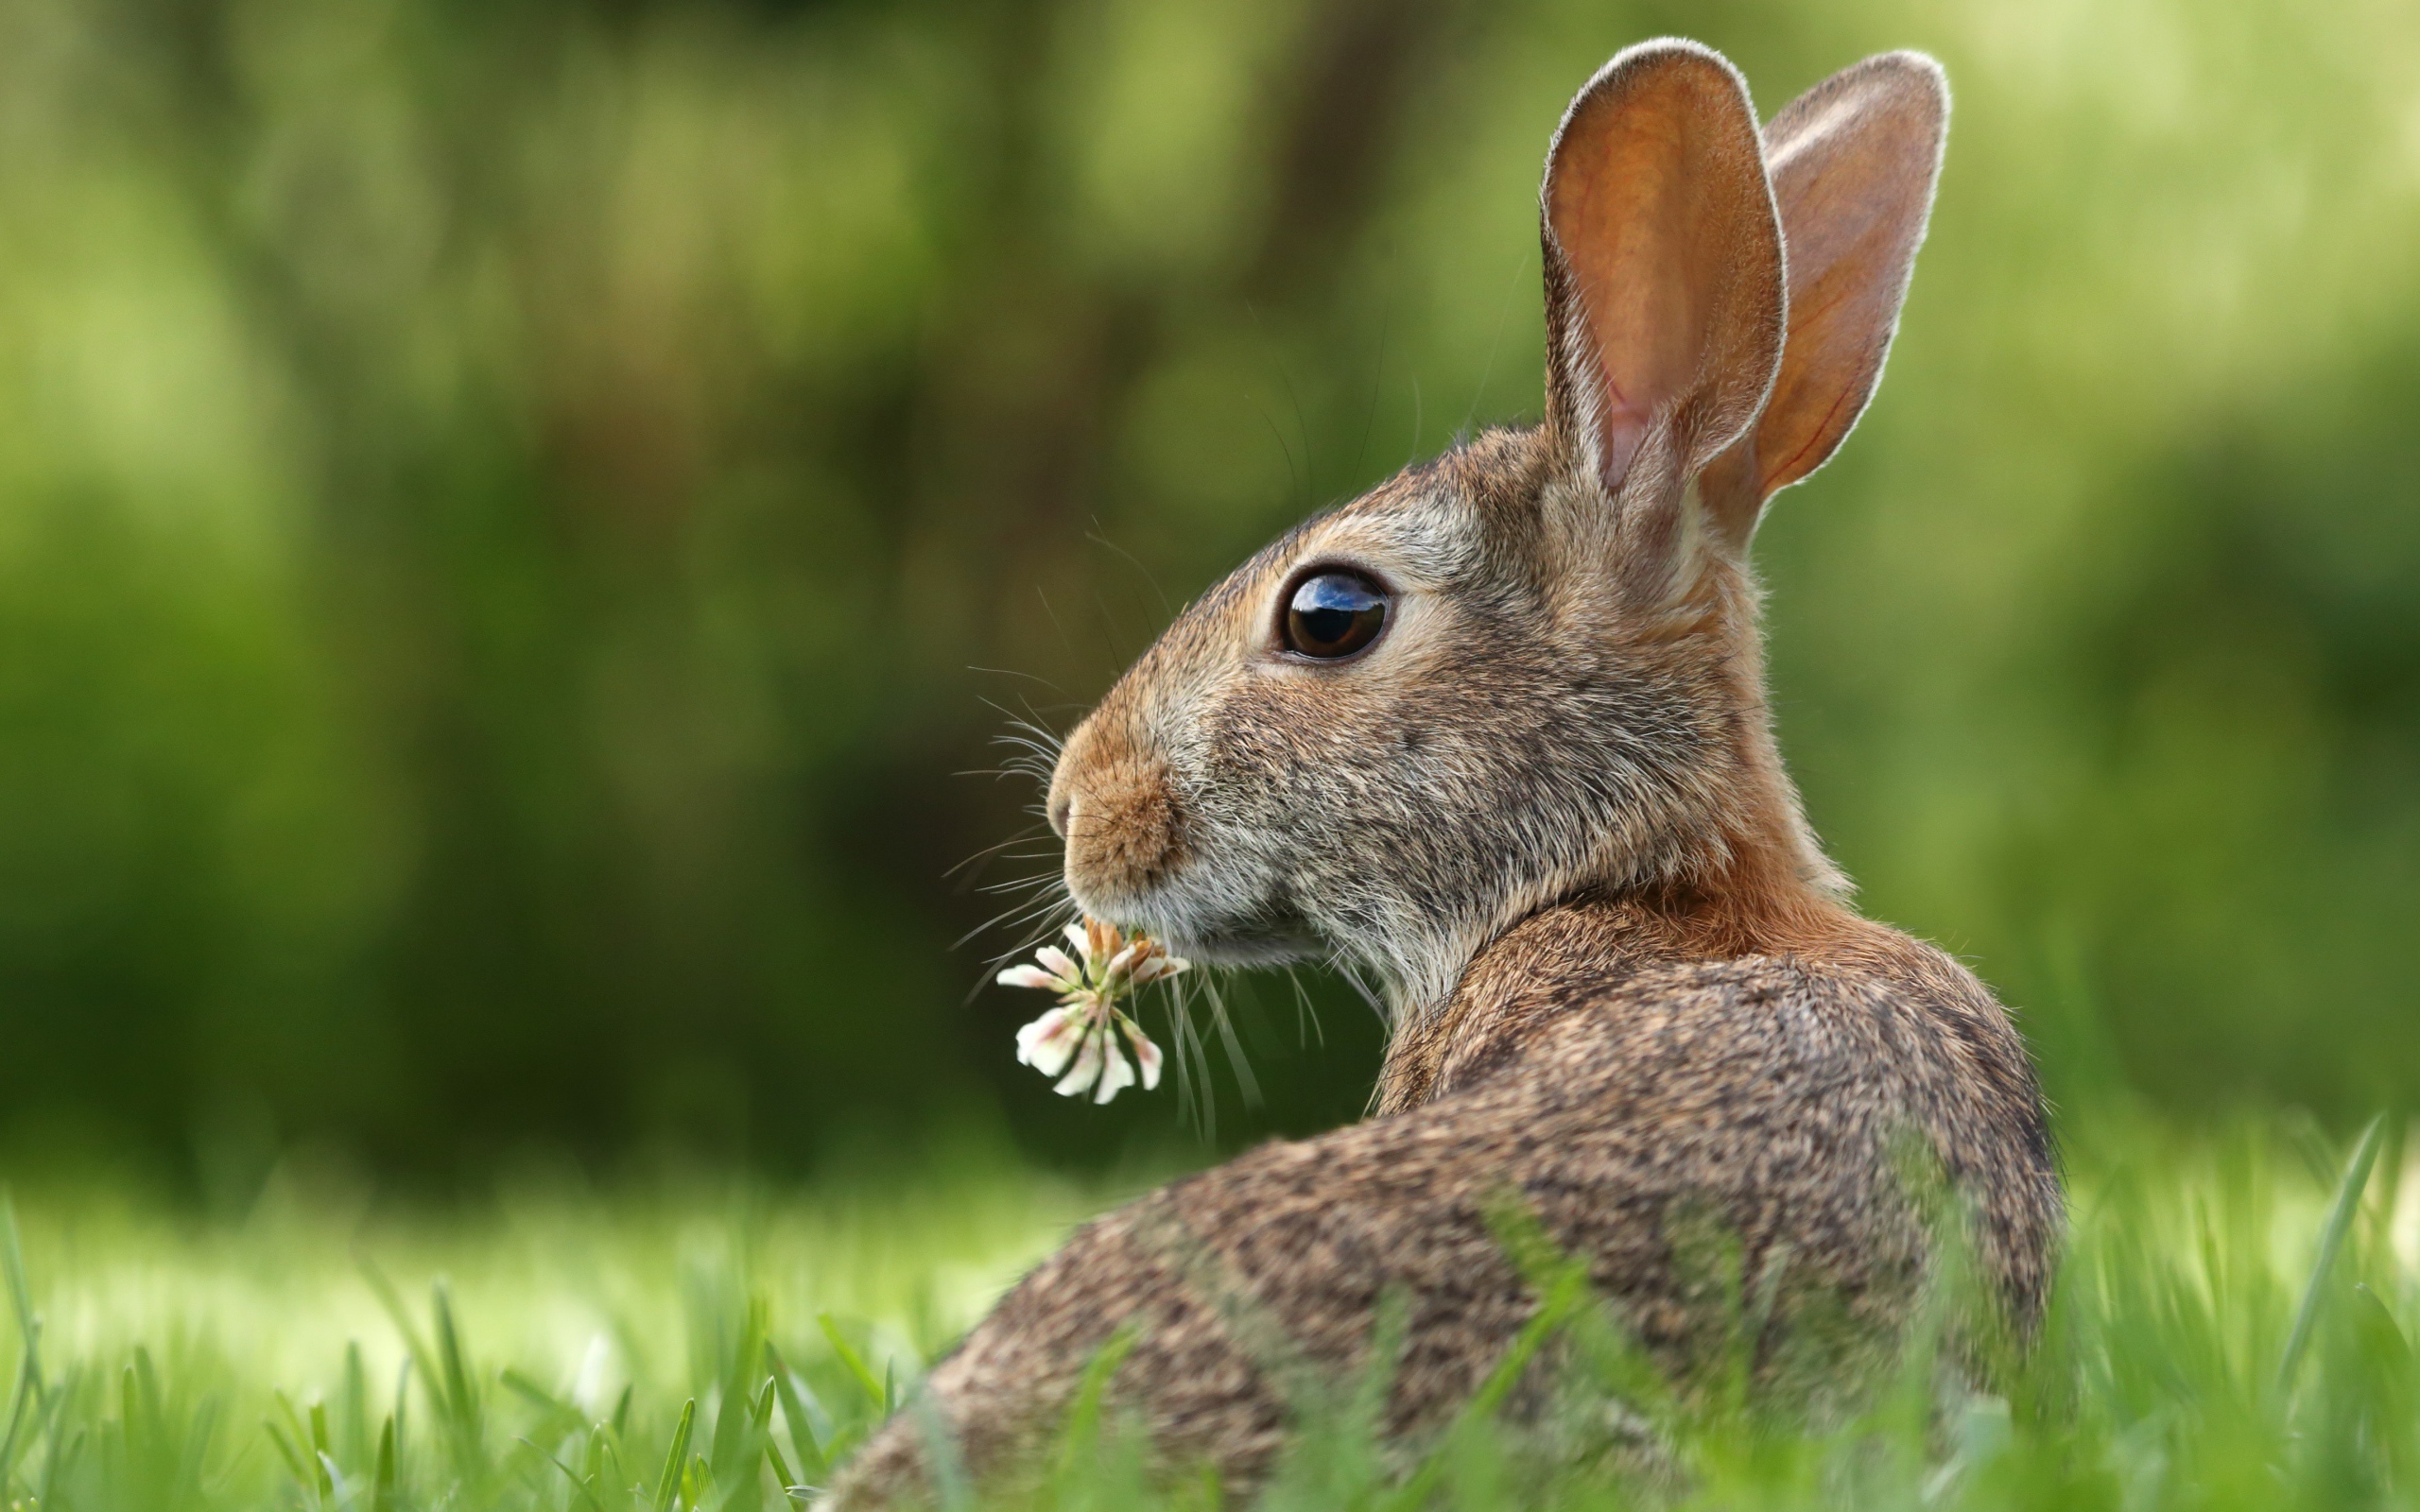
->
[998,919,1187,1104]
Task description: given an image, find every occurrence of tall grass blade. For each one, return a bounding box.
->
[1050,1326,1139,1487]
[362,1263,439,1411]
[655,1398,697,1512]
[762,1343,827,1480]
[374,1417,397,1512]
[307,1399,337,1499]
[0,1194,33,1345]
[1378,1245,1594,1512]
[758,1379,800,1493]
[908,1392,972,1512]
[532,1437,608,1512]
[817,1315,887,1411]
[2278,1112,2387,1394]
[39,1422,83,1509]
[265,1417,310,1484]
[0,1192,43,1488]
[0,1329,35,1489]
[431,1280,481,1452]
[339,1341,370,1469]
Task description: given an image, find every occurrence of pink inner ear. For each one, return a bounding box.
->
[1577,343,1650,494]
[1544,49,1784,501]
[1555,112,1718,490]
[1747,55,1946,502]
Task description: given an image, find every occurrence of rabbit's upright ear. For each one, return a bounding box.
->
[1541,41,1784,599]
[1701,53,1949,548]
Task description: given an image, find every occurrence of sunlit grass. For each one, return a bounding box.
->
[0,1113,2408,1509]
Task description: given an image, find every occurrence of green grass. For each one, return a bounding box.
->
[0,1114,2411,1510]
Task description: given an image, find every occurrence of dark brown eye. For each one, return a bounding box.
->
[1284,571,1390,660]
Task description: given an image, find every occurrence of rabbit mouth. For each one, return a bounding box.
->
[1075,867,1318,969]
[1152,917,1318,968]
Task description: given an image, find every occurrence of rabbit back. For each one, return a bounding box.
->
[828,901,2058,1504]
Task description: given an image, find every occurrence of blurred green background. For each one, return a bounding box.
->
[0,0,2412,1191]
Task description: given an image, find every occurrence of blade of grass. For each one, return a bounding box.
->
[0,1315,36,1493]
[817,1315,887,1412]
[762,1344,826,1481]
[1050,1326,1138,1487]
[179,1396,222,1508]
[341,1342,370,1468]
[362,1262,441,1424]
[706,1316,764,1486]
[2278,1112,2387,1394]
[1379,1228,1596,1512]
[0,1195,33,1350]
[392,1358,411,1466]
[758,1379,800,1494]
[654,1399,697,1512]
[526,1435,608,1512]
[265,1418,310,1485]
[501,1367,566,1413]
[39,1422,82,1510]
[307,1399,337,1500]
[430,1280,481,1456]
[908,1393,972,1512]
[373,1418,397,1512]
[0,1193,43,1486]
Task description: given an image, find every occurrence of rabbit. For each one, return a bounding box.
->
[826,39,2062,1508]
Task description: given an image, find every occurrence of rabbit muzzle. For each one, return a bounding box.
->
[1049,707,1316,964]
[1049,718,1189,911]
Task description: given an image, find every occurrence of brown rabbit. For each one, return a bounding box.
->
[827,39,2061,1506]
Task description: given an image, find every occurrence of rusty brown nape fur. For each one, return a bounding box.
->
[822,41,2060,1510]
[1371,844,1877,1117]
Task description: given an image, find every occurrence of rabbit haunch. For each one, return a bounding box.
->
[828,40,2061,1508]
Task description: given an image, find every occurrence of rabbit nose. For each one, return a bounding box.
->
[1047,790,1073,839]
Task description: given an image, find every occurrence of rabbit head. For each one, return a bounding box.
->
[1045,43,1949,1016]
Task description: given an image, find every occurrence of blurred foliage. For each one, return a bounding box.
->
[0,0,2413,1183]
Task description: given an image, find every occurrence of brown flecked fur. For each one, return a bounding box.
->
[826,41,2060,1509]
[1058,722,1191,903]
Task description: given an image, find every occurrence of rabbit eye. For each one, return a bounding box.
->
[1284,571,1390,661]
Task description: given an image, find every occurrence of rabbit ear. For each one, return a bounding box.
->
[1701,52,1948,548]
[1541,40,1784,595]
